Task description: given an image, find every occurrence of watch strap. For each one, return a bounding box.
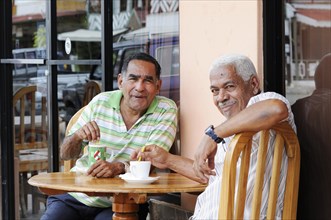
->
[205,125,223,144]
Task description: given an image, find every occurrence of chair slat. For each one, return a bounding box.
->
[251,130,270,219]
[266,133,284,219]
[234,138,252,219]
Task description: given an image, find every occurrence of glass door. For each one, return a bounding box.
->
[1,0,103,219]
[1,0,180,218]
[2,1,49,219]
[56,0,102,127]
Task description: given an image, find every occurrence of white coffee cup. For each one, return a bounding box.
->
[130,161,151,179]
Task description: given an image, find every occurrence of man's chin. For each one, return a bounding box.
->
[221,110,237,119]
[130,101,149,111]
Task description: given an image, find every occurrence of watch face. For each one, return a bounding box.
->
[205,125,213,134]
[205,125,215,137]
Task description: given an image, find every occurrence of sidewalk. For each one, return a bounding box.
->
[286,80,315,105]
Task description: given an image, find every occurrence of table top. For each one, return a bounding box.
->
[28,172,206,196]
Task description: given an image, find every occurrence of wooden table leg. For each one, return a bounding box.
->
[112,193,147,220]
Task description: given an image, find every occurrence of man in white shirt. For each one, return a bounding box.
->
[132,54,296,219]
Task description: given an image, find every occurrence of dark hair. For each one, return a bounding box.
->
[121,52,161,79]
[314,53,331,89]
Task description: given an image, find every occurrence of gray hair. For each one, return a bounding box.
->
[209,54,257,82]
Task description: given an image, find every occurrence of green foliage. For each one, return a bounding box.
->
[33,25,46,48]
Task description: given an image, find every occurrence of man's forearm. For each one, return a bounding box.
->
[60,133,84,160]
[166,154,205,183]
[215,99,288,138]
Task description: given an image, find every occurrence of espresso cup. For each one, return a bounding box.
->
[130,161,151,179]
[88,142,106,166]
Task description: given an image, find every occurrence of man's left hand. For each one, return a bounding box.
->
[87,160,124,178]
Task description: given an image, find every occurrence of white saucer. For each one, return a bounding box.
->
[119,173,160,184]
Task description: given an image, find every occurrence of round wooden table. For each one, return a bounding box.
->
[28,172,206,219]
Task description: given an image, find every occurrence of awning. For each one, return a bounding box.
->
[57,28,128,42]
[296,8,331,28]
[287,3,331,28]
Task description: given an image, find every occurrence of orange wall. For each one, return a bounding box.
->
[179,0,263,210]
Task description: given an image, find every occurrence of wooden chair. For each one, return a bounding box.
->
[63,106,86,172]
[82,80,101,106]
[13,85,48,216]
[13,85,47,153]
[218,122,300,219]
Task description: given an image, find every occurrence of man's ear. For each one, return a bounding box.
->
[117,73,123,89]
[156,79,162,93]
[250,75,260,94]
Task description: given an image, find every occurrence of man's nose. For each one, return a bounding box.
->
[135,80,145,91]
[217,89,228,102]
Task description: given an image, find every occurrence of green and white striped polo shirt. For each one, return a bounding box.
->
[67,90,178,207]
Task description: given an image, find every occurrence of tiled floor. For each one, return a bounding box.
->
[21,207,151,220]
[20,194,180,219]
[20,195,46,220]
[21,210,45,220]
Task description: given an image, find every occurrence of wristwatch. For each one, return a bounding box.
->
[205,125,223,143]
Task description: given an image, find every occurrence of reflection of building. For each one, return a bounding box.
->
[12,0,87,49]
[285,1,331,81]
[12,0,179,47]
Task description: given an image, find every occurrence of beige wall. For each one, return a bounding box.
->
[179,0,263,210]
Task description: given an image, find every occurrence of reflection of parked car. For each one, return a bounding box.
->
[12,47,90,118]
[12,48,72,80]
[112,33,180,103]
[12,48,47,80]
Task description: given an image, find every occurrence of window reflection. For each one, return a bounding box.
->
[285,0,331,104]
[8,0,180,218]
[112,0,179,105]
[285,1,331,219]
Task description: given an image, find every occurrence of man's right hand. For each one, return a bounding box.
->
[75,121,100,142]
[60,121,100,160]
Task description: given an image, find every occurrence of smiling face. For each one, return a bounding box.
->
[209,64,259,119]
[118,59,161,116]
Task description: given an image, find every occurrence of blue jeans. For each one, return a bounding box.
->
[41,194,149,220]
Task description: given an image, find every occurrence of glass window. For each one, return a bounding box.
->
[285,1,331,104]
[285,1,331,219]
[112,0,180,153]
[112,0,179,104]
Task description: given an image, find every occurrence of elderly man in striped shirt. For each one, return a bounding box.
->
[41,52,178,220]
[133,54,296,219]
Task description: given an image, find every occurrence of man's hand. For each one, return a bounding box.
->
[131,145,170,169]
[87,160,124,178]
[75,121,100,142]
[60,121,100,160]
[193,135,217,182]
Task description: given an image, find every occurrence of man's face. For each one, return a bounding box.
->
[209,65,259,119]
[118,59,161,114]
